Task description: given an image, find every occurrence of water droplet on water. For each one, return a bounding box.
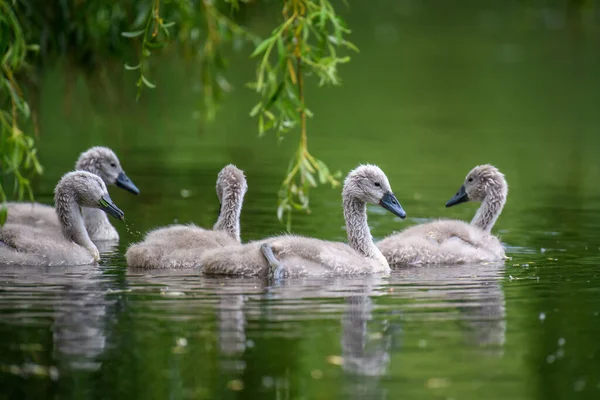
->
[123,220,143,238]
[574,379,586,392]
[539,312,546,322]
[558,338,566,346]
[262,376,274,388]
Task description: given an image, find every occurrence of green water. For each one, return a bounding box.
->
[2,1,600,399]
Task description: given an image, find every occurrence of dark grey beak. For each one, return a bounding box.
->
[98,194,125,220]
[379,192,406,219]
[116,171,140,195]
[446,185,469,208]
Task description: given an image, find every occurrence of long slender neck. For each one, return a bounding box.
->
[471,190,507,232]
[343,196,387,266]
[213,191,243,242]
[55,193,99,259]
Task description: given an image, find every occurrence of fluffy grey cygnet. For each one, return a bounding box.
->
[0,171,125,266]
[126,165,247,269]
[377,164,508,266]
[6,146,138,241]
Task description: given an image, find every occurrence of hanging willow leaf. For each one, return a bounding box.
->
[251,37,275,58]
[124,63,141,70]
[246,0,355,227]
[0,203,7,226]
[141,75,156,89]
[121,30,145,38]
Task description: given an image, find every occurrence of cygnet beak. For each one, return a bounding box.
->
[116,171,140,195]
[379,192,406,219]
[98,194,125,220]
[446,184,469,208]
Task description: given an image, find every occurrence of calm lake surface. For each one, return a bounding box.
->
[2,1,600,399]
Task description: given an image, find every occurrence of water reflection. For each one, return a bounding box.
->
[0,263,115,372]
[0,257,507,389]
[51,265,111,371]
[390,262,506,352]
[340,294,392,400]
[253,276,393,399]
[218,294,247,357]
[342,295,391,377]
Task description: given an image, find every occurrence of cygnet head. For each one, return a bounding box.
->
[55,171,125,220]
[446,164,508,207]
[75,146,140,195]
[216,164,247,207]
[343,164,406,219]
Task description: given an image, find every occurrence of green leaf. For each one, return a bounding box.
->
[319,8,327,28]
[302,158,316,174]
[145,41,165,49]
[141,75,156,89]
[249,102,263,117]
[0,203,7,226]
[276,36,286,69]
[342,40,359,52]
[2,47,14,66]
[22,102,30,119]
[304,171,317,187]
[17,180,25,200]
[124,63,140,71]
[258,114,264,136]
[316,160,329,184]
[263,119,275,132]
[264,82,284,110]
[251,37,275,58]
[121,30,145,38]
[162,21,176,28]
[276,202,286,222]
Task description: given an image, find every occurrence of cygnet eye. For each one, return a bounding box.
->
[468,177,474,182]
[374,182,381,188]
[110,162,117,168]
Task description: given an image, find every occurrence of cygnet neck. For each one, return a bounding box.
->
[472,188,507,232]
[55,191,99,259]
[213,189,243,241]
[343,196,388,266]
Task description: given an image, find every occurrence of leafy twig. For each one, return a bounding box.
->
[249,0,356,228]
[0,0,43,225]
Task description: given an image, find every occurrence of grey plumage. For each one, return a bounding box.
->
[0,171,124,266]
[5,146,138,241]
[378,164,508,266]
[125,164,247,269]
[200,164,406,277]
